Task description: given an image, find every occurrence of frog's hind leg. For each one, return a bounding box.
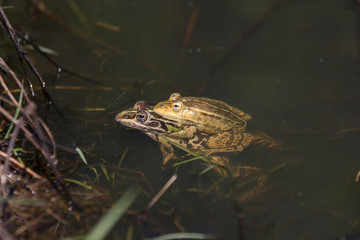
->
[204,132,256,155]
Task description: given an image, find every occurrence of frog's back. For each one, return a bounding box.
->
[181,96,251,124]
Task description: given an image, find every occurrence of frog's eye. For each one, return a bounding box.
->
[136,110,150,123]
[170,93,181,101]
[172,102,182,112]
[134,101,149,110]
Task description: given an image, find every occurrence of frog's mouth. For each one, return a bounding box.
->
[116,112,166,134]
[115,112,134,121]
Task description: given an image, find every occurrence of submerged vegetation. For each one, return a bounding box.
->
[0,2,142,239]
[0,3,282,239]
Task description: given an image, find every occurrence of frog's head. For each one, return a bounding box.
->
[116,101,182,134]
[153,100,185,121]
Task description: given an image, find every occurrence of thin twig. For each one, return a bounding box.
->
[0,7,65,120]
[37,118,57,162]
[0,70,69,194]
[0,58,30,103]
[145,174,177,211]
[0,6,45,91]
[2,116,24,185]
[0,102,48,172]
[233,203,245,240]
[15,29,126,92]
[0,75,18,107]
[0,151,42,179]
[179,0,200,60]
[0,225,16,240]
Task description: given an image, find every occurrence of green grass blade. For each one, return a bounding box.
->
[74,146,88,165]
[86,166,100,182]
[125,225,134,240]
[63,178,93,190]
[24,45,58,55]
[100,163,110,181]
[198,165,216,175]
[66,0,89,28]
[4,81,24,140]
[172,156,205,166]
[146,232,215,240]
[86,187,139,240]
[12,147,24,164]
[117,147,128,168]
[2,6,14,9]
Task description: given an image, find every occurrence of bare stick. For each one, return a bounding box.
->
[179,0,200,60]
[14,29,126,92]
[145,174,177,211]
[0,6,46,90]
[0,58,30,103]
[0,7,65,120]
[0,225,16,240]
[0,151,42,179]
[1,116,24,186]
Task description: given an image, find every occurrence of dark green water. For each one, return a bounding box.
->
[4,0,360,239]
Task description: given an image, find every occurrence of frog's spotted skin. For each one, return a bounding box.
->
[115,101,280,175]
[153,93,251,138]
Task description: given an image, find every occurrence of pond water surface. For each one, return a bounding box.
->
[5,0,360,239]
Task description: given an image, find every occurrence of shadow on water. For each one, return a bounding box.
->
[1,0,360,239]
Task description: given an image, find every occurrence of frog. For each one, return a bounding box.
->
[153,93,252,139]
[115,101,280,175]
[115,101,183,165]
